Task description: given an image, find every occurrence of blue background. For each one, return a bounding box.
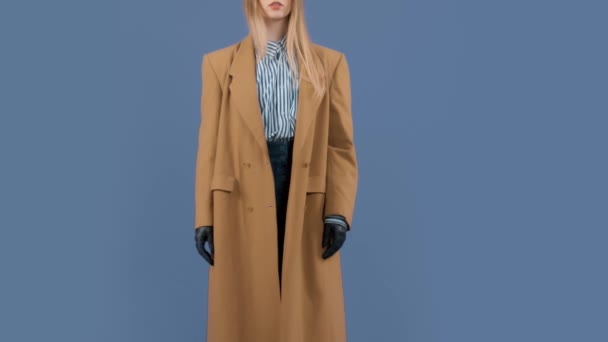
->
[1,0,607,341]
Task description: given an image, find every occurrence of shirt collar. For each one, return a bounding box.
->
[259,35,287,60]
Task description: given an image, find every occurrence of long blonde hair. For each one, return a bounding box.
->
[243,0,327,98]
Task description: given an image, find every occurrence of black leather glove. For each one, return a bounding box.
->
[195,225,214,266]
[322,222,348,259]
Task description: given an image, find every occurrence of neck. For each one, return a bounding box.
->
[264,18,288,41]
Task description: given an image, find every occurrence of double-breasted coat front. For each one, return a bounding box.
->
[194,33,358,342]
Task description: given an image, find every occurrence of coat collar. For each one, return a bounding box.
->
[227,33,323,154]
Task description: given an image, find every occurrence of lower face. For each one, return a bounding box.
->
[260,0,292,20]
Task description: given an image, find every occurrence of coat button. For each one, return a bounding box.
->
[247,206,254,213]
[303,162,309,168]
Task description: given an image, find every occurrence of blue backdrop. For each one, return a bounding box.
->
[1,0,607,341]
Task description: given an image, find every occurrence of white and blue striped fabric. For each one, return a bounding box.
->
[255,35,299,142]
[254,35,350,231]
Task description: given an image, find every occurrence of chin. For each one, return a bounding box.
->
[264,11,289,19]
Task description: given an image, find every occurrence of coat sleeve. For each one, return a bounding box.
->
[324,53,358,230]
[194,53,222,229]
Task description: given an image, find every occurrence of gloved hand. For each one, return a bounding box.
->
[195,225,214,265]
[322,222,348,259]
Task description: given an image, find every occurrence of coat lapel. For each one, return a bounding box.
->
[227,34,323,155]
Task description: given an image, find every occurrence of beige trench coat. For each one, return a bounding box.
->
[194,33,358,342]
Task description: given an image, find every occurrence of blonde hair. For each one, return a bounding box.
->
[243,0,327,98]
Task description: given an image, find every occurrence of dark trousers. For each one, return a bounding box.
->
[266,138,294,293]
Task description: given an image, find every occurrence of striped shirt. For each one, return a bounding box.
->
[255,35,299,142]
[254,36,350,231]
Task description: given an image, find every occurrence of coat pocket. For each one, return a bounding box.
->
[210,174,236,193]
[304,175,326,221]
[306,175,326,194]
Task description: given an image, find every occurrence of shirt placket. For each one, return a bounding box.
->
[274,49,285,140]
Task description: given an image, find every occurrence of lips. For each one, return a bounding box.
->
[269,2,283,6]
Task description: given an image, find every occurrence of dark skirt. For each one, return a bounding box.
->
[266,137,294,292]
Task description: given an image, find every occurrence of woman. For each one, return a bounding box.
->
[194,0,358,341]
